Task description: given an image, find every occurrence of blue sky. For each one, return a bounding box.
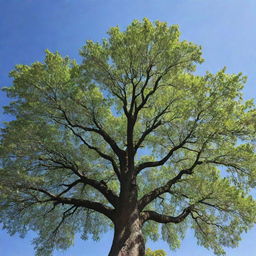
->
[0,0,256,255]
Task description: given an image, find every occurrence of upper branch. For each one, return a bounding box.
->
[135,120,162,152]
[138,149,203,210]
[134,103,173,152]
[89,55,130,116]
[64,124,121,181]
[135,60,191,117]
[135,73,163,115]
[136,111,202,174]
[136,131,195,174]
[60,108,125,159]
[170,191,231,213]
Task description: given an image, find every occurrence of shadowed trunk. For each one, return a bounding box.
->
[108,208,145,256]
[108,178,145,256]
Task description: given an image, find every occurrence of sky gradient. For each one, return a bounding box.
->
[0,0,256,255]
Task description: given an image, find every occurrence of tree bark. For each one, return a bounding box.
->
[108,177,145,256]
[108,208,145,256]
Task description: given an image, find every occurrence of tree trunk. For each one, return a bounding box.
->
[108,208,145,256]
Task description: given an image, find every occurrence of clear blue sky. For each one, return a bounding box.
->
[0,0,256,255]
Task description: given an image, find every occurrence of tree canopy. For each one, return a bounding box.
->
[1,18,256,256]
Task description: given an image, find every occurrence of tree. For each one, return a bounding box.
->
[0,18,256,256]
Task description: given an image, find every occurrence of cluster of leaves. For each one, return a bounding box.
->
[145,248,167,256]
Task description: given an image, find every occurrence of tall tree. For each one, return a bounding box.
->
[1,19,256,256]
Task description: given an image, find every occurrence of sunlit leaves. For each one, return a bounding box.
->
[145,248,167,256]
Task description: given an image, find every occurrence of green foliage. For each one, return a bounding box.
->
[145,248,167,256]
[1,18,256,256]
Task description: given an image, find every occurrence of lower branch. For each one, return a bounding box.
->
[140,205,193,224]
[21,186,115,221]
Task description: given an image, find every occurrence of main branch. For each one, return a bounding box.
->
[141,205,194,224]
[23,186,115,220]
[39,154,119,207]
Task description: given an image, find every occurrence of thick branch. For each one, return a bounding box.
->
[39,156,119,207]
[141,205,193,224]
[23,186,115,220]
[136,132,194,173]
[81,176,119,207]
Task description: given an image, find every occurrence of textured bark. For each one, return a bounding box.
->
[108,176,145,256]
[108,209,145,256]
